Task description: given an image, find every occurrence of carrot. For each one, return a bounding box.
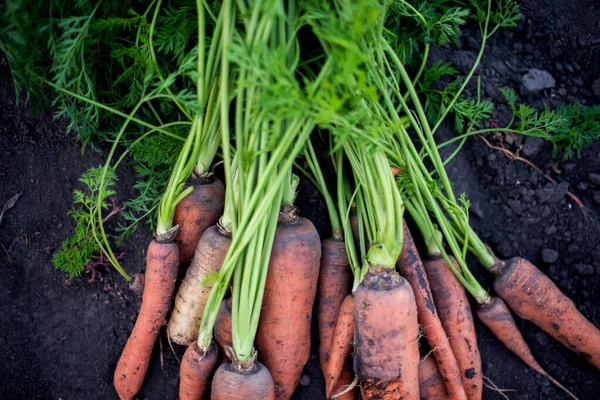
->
[211,351,275,400]
[214,297,233,354]
[318,238,352,377]
[179,341,219,400]
[492,257,600,370]
[419,356,449,400]
[397,223,467,400]
[354,266,420,399]
[255,210,321,400]
[477,296,578,399]
[330,358,357,400]
[113,239,178,400]
[173,175,225,265]
[167,225,231,346]
[324,294,354,398]
[424,256,482,400]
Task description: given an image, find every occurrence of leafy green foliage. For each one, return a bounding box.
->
[502,88,600,159]
[52,167,117,278]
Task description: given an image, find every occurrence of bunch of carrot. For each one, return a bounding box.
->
[13,0,599,398]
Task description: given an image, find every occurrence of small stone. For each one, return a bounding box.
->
[574,264,595,276]
[507,199,523,215]
[535,331,550,346]
[541,248,559,263]
[522,68,556,93]
[300,375,311,386]
[545,225,557,235]
[522,137,544,157]
[589,173,600,185]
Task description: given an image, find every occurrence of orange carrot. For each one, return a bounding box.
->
[477,296,577,399]
[492,257,600,370]
[179,341,218,400]
[424,256,482,400]
[114,239,178,400]
[211,348,274,400]
[397,223,467,400]
[353,266,420,399]
[324,294,354,398]
[255,209,321,400]
[419,356,449,400]
[318,238,351,377]
[214,297,233,355]
[330,358,357,400]
[167,225,231,345]
[173,175,224,265]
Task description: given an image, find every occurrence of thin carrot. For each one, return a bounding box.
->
[211,349,275,400]
[353,266,420,399]
[318,238,352,377]
[167,225,231,346]
[113,238,178,400]
[179,341,219,400]
[173,175,224,265]
[397,223,467,400]
[255,209,321,400]
[324,294,354,398]
[214,297,232,355]
[419,356,449,400]
[424,255,482,400]
[492,257,600,370]
[330,358,357,400]
[477,296,578,399]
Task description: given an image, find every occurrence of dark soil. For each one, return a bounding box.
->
[2,0,600,399]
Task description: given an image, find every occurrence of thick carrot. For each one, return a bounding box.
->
[214,297,233,354]
[179,341,218,400]
[167,225,231,346]
[318,238,351,377]
[477,296,578,399]
[324,294,354,398]
[173,175,224,265]
[211,357,275,400]
[114,239,178,400]
[492,257,600,370]
[353,266,420,399]
[255,210,321,400]
[397,223,467,400]
[419,356,449,400]
[424,256,482,400]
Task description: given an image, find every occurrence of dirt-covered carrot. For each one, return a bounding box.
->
[211,348,275,400]
[173,175,225,265]
[114,234,179,400]
[214,297,233,354]
[324,294,354,398]
[318,238,352,377]
[490,257,600,370]
[419,356,449,400]
[179,341,219,400]
[354,266,420,399]
[397,222,467,400]
[330,359,357,400]
[424,255,481,400]
[255,207,321,399]
[167,224,231,346]
[477,296,578,399]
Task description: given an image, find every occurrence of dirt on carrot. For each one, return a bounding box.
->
[167,225,231,346]
[424,255,482,400]
[397,224,467,400]
[419,356,449,400]
[353,266,420,400]
[492,257,600,370]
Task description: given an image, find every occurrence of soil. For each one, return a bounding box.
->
[2,0,600,399]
